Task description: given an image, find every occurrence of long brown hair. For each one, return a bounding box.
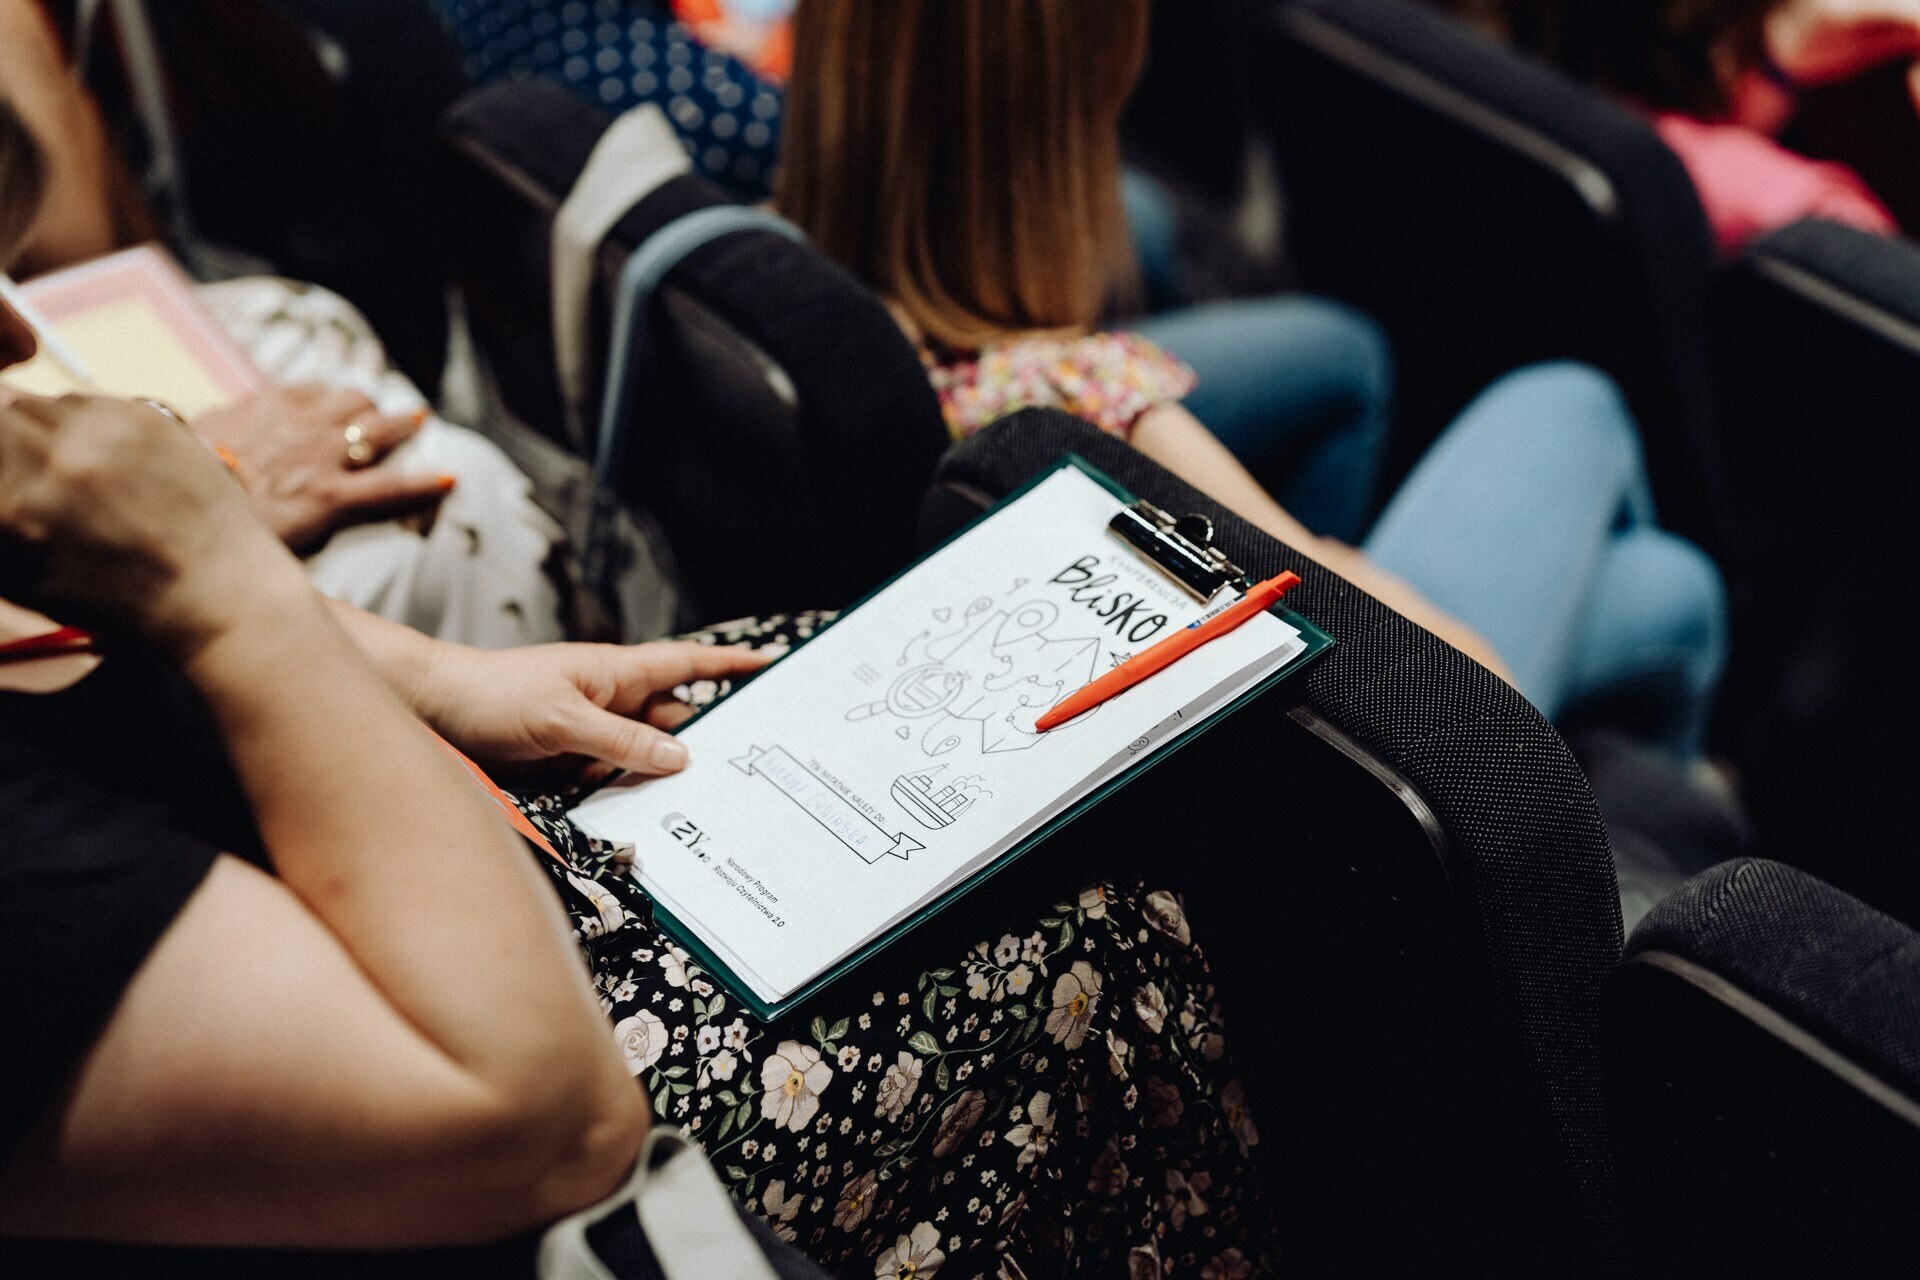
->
[778,0,1151,352]
[0,99,45,270]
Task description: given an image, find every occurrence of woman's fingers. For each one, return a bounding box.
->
[354,408,430,456]
[327,467,455,527]
[554,702,692,776]
[603,641,777,713]
[312,387,381,426]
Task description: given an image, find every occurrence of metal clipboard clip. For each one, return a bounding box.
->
[1108,500,1248,601]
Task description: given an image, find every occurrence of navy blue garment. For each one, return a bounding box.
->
[430,0,783,199]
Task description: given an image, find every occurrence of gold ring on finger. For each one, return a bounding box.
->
[343,422,375,468]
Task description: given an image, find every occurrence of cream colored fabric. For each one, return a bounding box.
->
[201,277,569,647]
[538,1128,780,1280]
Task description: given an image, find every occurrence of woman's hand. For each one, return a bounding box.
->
[0,393,306,656]
[407,640,776,781]
[192,386,453,553]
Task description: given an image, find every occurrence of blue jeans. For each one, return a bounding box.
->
[1123,172,1392,543]
[1363,362,1727,756]
[1129,299,1393,544]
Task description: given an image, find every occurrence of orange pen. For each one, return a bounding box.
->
[1033,570,1302,732]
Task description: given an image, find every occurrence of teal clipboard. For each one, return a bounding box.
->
[602,454,1334,1022]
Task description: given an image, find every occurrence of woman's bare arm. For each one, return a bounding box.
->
[0,395,648,1245]
[1131,403,1514,681]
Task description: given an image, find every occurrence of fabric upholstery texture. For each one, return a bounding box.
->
[936,409,1626,1273]
[1627,858,1920,1089]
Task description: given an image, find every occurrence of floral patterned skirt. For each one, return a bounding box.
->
[519,614,1274,1279]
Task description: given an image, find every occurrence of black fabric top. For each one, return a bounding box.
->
[0,643,255,1159]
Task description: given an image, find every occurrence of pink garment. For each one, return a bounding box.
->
[921,330,1197,440]
[1653,112,1898,256]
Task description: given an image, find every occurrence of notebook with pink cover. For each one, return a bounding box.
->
[0,244,264,417]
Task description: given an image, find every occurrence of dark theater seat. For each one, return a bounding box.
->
[1604,859,1920,1277]
[1254,0,1729,554]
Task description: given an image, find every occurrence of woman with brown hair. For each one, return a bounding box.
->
[778,0,1395,542]
[776,0,1731,764]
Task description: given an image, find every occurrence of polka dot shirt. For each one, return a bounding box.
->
[430,0,783,200]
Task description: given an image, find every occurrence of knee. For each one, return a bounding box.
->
[1458,361,1644,472]
[1280,297,1394,411]
[1612,530,1729,690]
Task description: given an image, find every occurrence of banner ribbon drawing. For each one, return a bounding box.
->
[731,745,923,863]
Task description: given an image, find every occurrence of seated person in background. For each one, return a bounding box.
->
[0,359,1275,1268]
[0,0,572,647]
[778,0,1730,760]
[432,0,1395,543]
[1477,0,1920,253]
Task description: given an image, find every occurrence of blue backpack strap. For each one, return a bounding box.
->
[584,205,806,595]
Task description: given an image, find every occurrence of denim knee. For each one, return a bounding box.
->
[1275,296,1394,418]
[1457,361,1648,501]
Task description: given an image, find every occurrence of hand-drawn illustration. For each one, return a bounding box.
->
[890,764,991,831]
[731,745,924,864]
[846,598,1102,760]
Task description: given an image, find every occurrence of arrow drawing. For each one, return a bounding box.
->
[731,745,924,864]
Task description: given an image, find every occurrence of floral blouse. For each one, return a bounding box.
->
[924,332,1198,441]
[520,612,1275,1279]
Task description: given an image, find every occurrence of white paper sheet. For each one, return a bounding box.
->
[573,468,1305,1002]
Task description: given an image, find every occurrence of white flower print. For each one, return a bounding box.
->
[708,1049,737,1082]
[657,948,691,989]
[1144,1076,1184,1128]
[965,970,991,1000]
[834,1168,881,1231]
[1142,889,1192,945]
[1045,961,1102,1049]
[873,1222,945,1279]
[875,1051,924,1121]
[696,1025,722,1055]
[1132,982,1168,1033]
[760,1041,834,1131]
[722,1018,750,1050]
[932,1090,986,1157]
[867,1053,885,1072]
[740,1139,758,1160]
[612,1008,668,1074]
[1106,1028,1130,1076]
[1005,964,1033,996]
[1077,884,1111,919]
[992,934,1020,966]
[1165,1168,1212,1228]
[760,1178,803,1242]
[611,978,639,1004]
[838,1045,863,1069]
[1003,1091,1056,1170]
[1021,931,1047,964]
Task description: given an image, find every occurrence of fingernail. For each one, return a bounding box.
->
[649,737,689,772]
[434,474,457,492]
